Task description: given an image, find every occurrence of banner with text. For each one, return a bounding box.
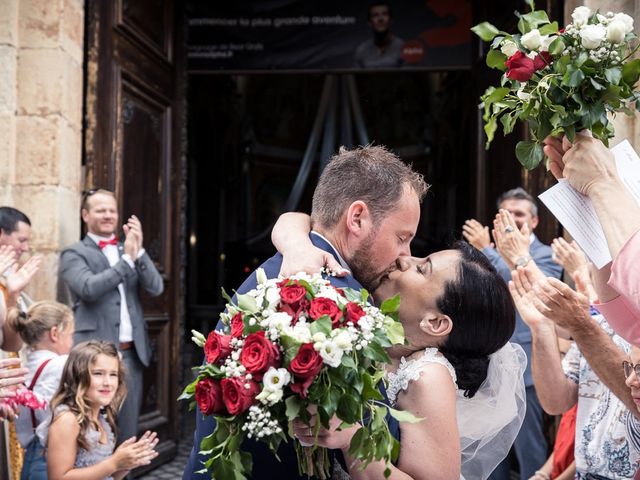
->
[187,0,472,72]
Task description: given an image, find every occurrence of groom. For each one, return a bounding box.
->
[183,145,427,479]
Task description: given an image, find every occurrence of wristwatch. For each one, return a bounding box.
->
[515,255,532,267]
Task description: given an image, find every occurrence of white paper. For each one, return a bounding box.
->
[538,140,640,269]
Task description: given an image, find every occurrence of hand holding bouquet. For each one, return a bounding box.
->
[473,2,640,169]
[180,270,413,479]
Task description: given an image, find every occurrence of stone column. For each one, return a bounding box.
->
[0,0,84,300]
[564,0,640,149]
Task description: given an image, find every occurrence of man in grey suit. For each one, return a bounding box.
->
[463,187,562,480]
[59,189,163,442]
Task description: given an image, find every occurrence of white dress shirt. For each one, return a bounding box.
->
[87,233,139,343]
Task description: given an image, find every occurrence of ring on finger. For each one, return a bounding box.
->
[504,225,514,233]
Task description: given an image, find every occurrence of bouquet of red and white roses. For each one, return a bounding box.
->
[180,269,411,479]
[473,1,640,169]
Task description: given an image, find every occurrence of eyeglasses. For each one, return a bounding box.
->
[622,360,640,379]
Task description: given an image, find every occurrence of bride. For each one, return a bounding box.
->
[274,217,526,479]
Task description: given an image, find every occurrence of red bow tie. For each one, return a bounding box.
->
[98,238,118,249]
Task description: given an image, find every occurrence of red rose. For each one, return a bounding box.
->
[230,312,244,338]
[533,51,551,71]
[288,343,323,398]
[240,331,281,381]
[195,378,225,416]
[309,297,343,327]
[204,331,233,364]
[280,298,310,324]
[345,302,366,325]
[280,281,307,304]
[221,377,260,415]
[505,51,535,82]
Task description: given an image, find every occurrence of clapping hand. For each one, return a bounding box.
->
[112,430,159,471]
[123,215,143,259]
[0,357,28,420]
[492,209,530,268]
[0,245,17,276]
[531,277,591,333]
[509,268,554,330]
[4,255,42,296]
[462,219,493,250]
[551,238,588,276]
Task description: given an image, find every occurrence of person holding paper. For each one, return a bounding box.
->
[544,134,640,345]
[462,188,562,480]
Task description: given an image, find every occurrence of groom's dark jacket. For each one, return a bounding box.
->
[183,233,399,479]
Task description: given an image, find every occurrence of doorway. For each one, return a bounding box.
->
[185,69,477,338]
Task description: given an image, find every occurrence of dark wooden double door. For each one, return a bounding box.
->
[83,0,184,473]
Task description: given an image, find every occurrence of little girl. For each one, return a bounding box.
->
[12,301,75,480]
[40,340,158,480]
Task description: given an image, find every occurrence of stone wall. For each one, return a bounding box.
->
[564,0,640,149]
[0,0,84,301]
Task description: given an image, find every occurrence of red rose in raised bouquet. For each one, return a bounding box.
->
[180,270,408,480]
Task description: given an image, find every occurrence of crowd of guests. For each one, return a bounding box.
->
[0,193,161,480]
[2,132,640,480]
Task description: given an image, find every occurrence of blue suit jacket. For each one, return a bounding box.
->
[183,233,399,479]
[482,236,563,387]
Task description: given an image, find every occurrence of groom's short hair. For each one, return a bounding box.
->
[311,145,427,229]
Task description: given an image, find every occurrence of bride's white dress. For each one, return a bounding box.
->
[333,344,527,480]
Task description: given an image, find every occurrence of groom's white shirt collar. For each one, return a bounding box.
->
[310,231,350,270]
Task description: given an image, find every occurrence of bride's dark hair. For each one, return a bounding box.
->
[437,242,516,398]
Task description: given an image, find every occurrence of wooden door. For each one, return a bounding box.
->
[83,0,184,472]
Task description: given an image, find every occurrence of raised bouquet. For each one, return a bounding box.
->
[473,1,640,169]
[180,269,412,479]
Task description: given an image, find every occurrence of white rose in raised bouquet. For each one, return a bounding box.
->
[580,24,606,49]
[521,29,542,50]
[540,35,556,52]
[500,40,518,57]
[612,12,634,33]
[607,20,627,44]
[571,6,592,27]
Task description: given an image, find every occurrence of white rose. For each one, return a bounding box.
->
[571,6,592,27]
[607,20,627,43]
[290,321,312,343]
[312,332,327,343]
[316,286,340,303]
[580,24,606,49]
[331,329,353,351]
[265,311,292,331]
[612,12,634,33]
[264,286,281,310]
[596,13,609,25]
[500,40,518,57]
[318,340,343,367]
[521,29,542,51]
[540,35,555,52]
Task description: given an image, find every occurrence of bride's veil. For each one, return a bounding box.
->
[457,342,527,480]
